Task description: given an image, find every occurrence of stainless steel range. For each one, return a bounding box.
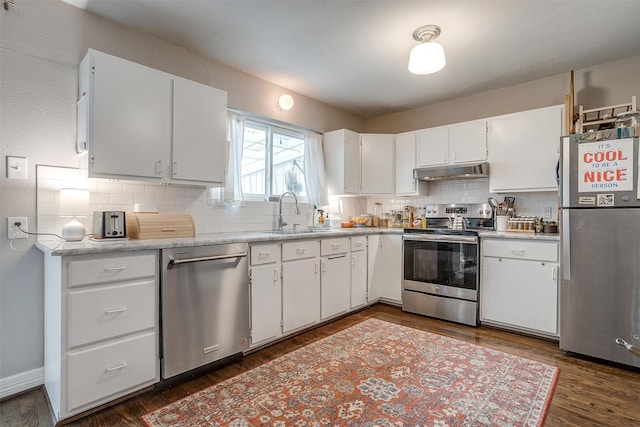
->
[402,203,494,326]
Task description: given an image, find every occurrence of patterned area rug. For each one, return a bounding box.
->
[141,318,558,426]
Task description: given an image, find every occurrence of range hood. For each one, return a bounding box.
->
[413,162,490,181]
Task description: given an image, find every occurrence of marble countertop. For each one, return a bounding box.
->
[478,230,560,241]
[36,227,559,256]
[35,227,404,256]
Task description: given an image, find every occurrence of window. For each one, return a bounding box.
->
[241,120,307,200]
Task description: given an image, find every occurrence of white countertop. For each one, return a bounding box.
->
[478,230,559,241]
[35,227,404,256]
[35,227,559,256]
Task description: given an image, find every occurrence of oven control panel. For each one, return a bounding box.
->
[425,203,493,219]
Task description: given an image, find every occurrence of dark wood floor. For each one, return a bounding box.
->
[2,304,639,426]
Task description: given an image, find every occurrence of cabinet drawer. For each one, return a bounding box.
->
[350,236,367,252]
[67,332,157,412]
[68,254,156,287]
[282,240,319,261]
[250,243,281,265]
[321,238,350,256]
[68,280,156,348]
[483,239,557,262]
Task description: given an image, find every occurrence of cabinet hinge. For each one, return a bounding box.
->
[90,154,95,164]
[91,64,95,74]
[280,269,283,279]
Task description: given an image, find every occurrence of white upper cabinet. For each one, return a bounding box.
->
[323,129,361,195]
[360,134,394,195]
[488,105,563,193]
[84,51,171,180]
[395,131,417,195]
[78,49,227,186]
[172,78,227,184]
[417,120,487,167]
[449,120,488,163]
[417,126,449,167]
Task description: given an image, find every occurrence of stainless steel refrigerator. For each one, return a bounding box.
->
[560,135,640,368]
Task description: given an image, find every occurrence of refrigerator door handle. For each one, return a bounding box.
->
[562,209,571,280]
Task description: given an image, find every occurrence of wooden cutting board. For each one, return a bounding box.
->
[126,213,195,239]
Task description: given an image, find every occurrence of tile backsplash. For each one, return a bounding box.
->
[36,166,557,241]
[364,179,558,220]
[35,165,313,241]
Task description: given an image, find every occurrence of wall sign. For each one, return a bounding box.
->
[578,138,633,192]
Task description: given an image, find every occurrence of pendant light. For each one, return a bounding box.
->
[408,25,446,75]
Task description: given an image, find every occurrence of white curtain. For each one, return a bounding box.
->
[304,131,329,207]
[210,111,245,205]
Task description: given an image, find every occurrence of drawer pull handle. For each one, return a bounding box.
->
[355,242,362,247]
[105,307,127,315]
[106,362,127,372]
[331,244,340,249]
[296,248,306,254]
[104,266,126,272]
[510,249,525,255]
[161,228,177,232]
[258,252,270,259]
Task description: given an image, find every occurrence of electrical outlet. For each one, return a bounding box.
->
[8,217,28,239]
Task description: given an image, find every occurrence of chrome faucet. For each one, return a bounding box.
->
[278,191,300,231]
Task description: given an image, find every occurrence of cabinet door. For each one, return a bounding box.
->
[481,257,558,334]
[449,120,487,163]
[321,255,350,319]
[172,78,227,184]
[91,53,171,179]
[367,235,381,302]
[344,130,362,194]
[250,264,282,346]
[416,126,448,167]
[488,105,563,192]
[368,234,402,304]
[361,134,394,194]
[395,132,417,195]
[282,258,320,333]
[323,129,360,195]
[351,250,367,309]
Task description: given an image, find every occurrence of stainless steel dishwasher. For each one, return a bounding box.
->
[161,243,250,379]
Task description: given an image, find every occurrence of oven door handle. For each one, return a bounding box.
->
[403,234,478,244]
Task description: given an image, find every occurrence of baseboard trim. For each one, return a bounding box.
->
[0,367,44,400]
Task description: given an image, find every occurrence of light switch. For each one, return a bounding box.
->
[6,156,27,180]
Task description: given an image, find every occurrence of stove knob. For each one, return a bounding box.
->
[432,208,438,215]
[485,208,492,215]
[477,208,483,215]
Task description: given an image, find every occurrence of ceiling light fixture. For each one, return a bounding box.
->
[277,94,294,111]
[408,25,446,75]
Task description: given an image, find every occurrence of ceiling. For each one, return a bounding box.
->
[63,0,640,118]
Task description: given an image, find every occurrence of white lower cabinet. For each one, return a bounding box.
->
[321,238,351,319]
[282,240,321,333]
[44,251,159,423]
[350,236,368,308]
[368,234,402,304]
[249,243,282,347]
[481,239,559,337]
